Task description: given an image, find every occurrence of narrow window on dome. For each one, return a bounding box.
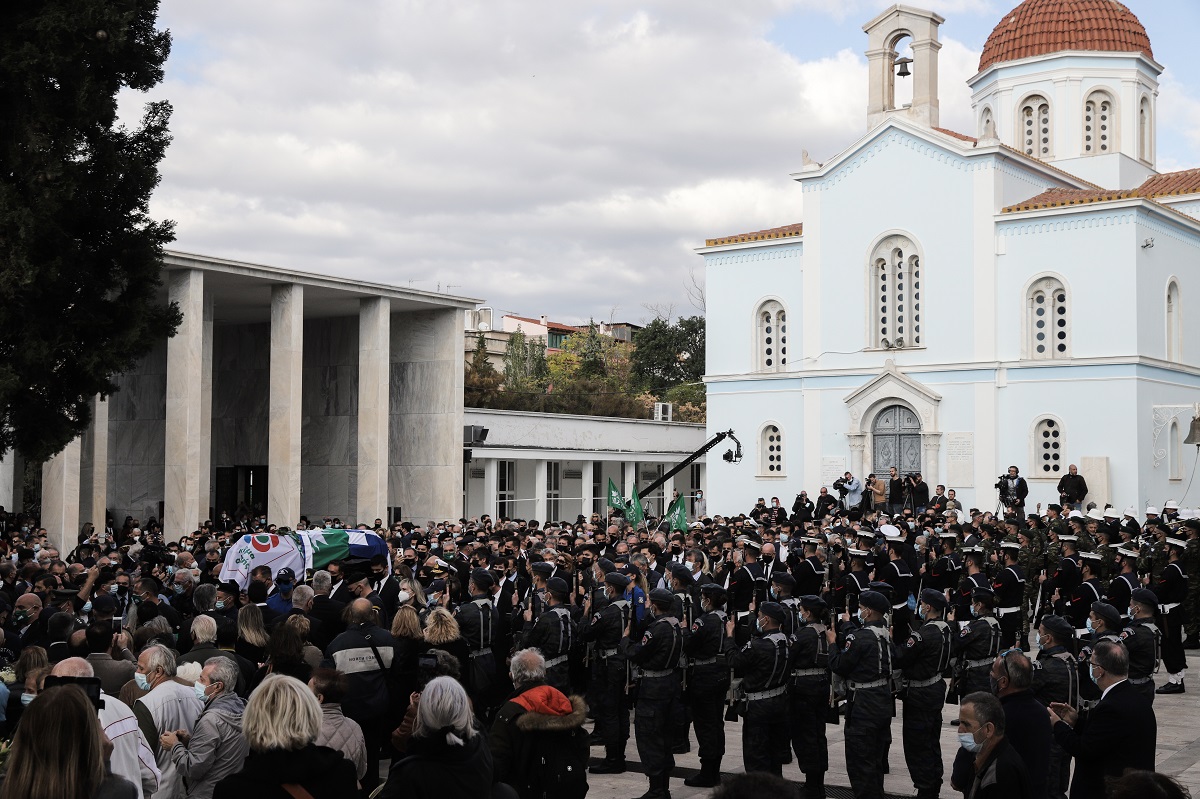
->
[1083,91,1116,155]
[1167,280,1182,362]
[1027,276,1069,360]
[1019,95,1051,158]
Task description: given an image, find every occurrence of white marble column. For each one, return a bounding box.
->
[269,284,304,526]
[42,438,81,556]
[580,460,594,519]
[624,461,637,503]
[848,435,868,481]
[0,450,14,512]
[79,394,109,528]
[357,297,391,522]
[482,458,498,520]
[199,292,214,521]
[164,269,207,536]
[533,459,548,523]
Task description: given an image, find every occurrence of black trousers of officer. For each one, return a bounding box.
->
[670,677,692,753]
[688,668,728,770]
[959,666,990,698]
[891,605,913,645]
[901,682,946,799]
[844,687,894,799]
[635,673,681,778]
[545,658,571,692]
[998,609,1020,649]
[743,692,791,776]
[788,679,829,778]
[593,657,630,754]
[1047,736,1071,799]
[1162,607,1188,674]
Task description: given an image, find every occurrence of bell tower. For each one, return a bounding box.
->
[864,5,944,130]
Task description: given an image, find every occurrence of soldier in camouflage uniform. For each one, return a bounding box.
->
[1139,518,1169,586]
[1184,519,1200,648]
[1017,527,1043,650]
[1096,525,1117,582]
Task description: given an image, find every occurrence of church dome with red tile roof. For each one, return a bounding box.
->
[979,0,1153,71]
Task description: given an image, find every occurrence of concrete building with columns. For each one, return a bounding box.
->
[30,250,477,553]
[462,408,708,523]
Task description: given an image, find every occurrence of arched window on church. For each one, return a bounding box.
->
[1083,91,1115,155]
[1139,97,1152,162]
[759,424,785,476]
[755,300,787,372]
[1167,280,1182,361]
[871,236,922,349]
[1028,276,1069,359]
[1020,95,1052,158]
[1032,417,1064,478]
[979,107,995,140]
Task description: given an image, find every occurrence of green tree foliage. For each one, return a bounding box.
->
[0,0,180,462]
[464,333,502,406]
[631,315,705,391]
[501,329,548,393]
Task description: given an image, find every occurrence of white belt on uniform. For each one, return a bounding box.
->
[892,602,908,610]
[998,606,1019,616]
[1161,603,1181,612]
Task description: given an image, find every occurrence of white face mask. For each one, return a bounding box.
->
[958,730,983,753]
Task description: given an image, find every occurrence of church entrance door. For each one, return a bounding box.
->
[872,404,922,475]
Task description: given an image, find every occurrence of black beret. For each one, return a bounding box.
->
[971,586,995,602]
[669,563,693,581]
[469,569,495,589]
[699,583,727,602]
[531,561,555,576]
[920,588,948,611]
[1090,602,1121,630]
[648,588,675,606]
[868,581,894,602]
[428,578,446,593]
[758,601,787,624]
[770,572,796,589]
[546,577,569,596]
[597,557,615,574]
[1130,587,1158,608]
[799,594,827,611]
[1040,615,1075,642]
[858,590,891,614]
[604,572,630,590]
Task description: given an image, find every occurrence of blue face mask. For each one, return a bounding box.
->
[970,606,980,618]
[1085,618,1095,633]
[214,601,226,611]
[21,692,35,706]
[82,601,92,614]
[1033,632,1041,648]
[856,610,866,624]
[134,672,151,691]
[958,731,983,753]
[917,605,926,621]
[194,682,210,703]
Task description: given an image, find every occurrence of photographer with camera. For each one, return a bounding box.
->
[814,488,838,522]
[905,473,930,515]
[834,472,863,510]
[866,474,886,512]
[792,492,815,525]
[995,467,1030,514]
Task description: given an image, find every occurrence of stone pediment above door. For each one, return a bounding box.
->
[844,359,942,435]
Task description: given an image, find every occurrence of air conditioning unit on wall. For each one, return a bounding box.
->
[653,402,673,422]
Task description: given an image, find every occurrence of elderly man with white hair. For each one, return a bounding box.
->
[161,658,249,799]
[133,644,203,799]
[51,657,162,799]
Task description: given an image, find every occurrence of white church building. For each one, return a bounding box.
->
[701,0,1200,514]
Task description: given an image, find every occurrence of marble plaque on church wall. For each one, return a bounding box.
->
[1079,457,1109,508]
[946,433,974,488]
[821,457,846,489]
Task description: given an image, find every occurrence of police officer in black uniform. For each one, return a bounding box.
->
[667,563,696,754]
[1076,601,1122,708]
[793,537,826,597]
[877,526,914,644]
[829,589,895,799]
[681,583,731,788]
[836,547,871,612]
[1031,614,1077,799]
[950,586,1002,700]
[725,600,792,778]
[621,587,683,799]
[584,572,632,774]
[896,588,953,799]
[955,549,990,626]
[728,539,765,646]
[770,571,802,637]
[1121,587,1162,703]
[454,568,500,715]
[790,594,832,799]
[521,576,576,690]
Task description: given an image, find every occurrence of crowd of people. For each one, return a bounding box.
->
[0,468,1194,799]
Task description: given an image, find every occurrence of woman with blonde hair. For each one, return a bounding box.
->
[213,674,356,799]
[234,602,269,663]
[378,677,491,798]
[417,607,469,679]
[0,684,137,799]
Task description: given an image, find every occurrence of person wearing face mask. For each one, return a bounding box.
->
[622,588,684,799]
[791,537,826,598]
[133,644,204,799]
[161,658,248,799]
[1048,640,1157,799]
[1119,588,1161,703]
[724,601,791,779]
[452,568,499,715]
[1077,602,1122,709]
[975,650,1050,799]
[827,589,895,799]
[583,572,634,776]
[949,586,1002,703]
[876,527,914,645]
[679,583,731,788]
[954,691,1030,798]
[1030,615,1078,799]
[992,538,1026,650]
[266,568,298,617]
[894,588,953,799]
[788,594,831,799]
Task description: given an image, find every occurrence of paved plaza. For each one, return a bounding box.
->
[578,650,1200,798]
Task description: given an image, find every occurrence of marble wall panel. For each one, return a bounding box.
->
[390,362,456,416]
[390,414,457,468]
[390,310,458,364]
[105,340,168,524]
[301,464,351,519]
[303,416,351,466]
[106,464,132,519]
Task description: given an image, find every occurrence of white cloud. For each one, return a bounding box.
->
[122,1,986,323]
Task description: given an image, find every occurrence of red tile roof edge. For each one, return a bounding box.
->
[704,223,804,248]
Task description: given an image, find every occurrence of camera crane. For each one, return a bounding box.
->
[630,429,742,507]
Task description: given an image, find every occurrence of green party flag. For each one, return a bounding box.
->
[629,485,646,529]
[607,478,627,511]
[666,494,688,533]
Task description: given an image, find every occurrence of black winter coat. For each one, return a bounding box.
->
[379,728,493,799]
[212,744,357,799]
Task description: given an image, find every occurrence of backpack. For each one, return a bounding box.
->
[496,702,589,799]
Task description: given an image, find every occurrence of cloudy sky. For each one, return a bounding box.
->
[123,0,1200,325]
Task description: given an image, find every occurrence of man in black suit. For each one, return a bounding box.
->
[1049,640,1156,799]
[308,569,347,651]
[325,559,354,605]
